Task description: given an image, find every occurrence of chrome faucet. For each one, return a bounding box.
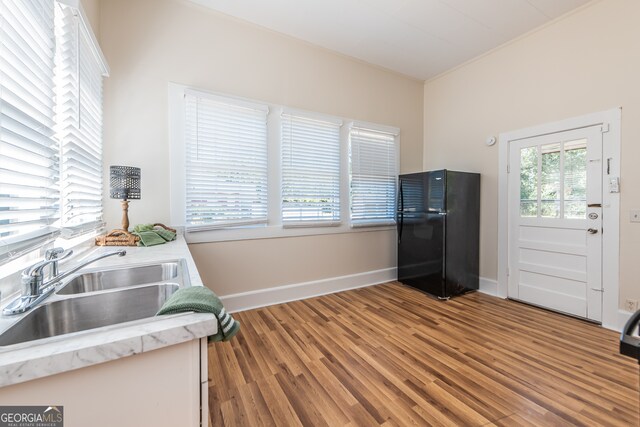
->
[3,249,127,315]
[19,248,74,300]
[45,247,66,277]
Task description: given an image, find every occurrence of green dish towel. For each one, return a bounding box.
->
[156,287,240,342]
[132,224,176,247]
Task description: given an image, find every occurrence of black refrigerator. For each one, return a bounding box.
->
[397,170,480,299]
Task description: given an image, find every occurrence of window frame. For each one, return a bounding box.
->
[169,83,399,244]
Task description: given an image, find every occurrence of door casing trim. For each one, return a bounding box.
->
[498,108,621,331]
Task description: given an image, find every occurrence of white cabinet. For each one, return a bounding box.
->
[0,338,209,427]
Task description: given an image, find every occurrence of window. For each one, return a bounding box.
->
[349,125,398,226]
[55,1,105,235]
[0,0,59,258]
[281,112,341,227]
[0,0,107,262]
[519,139,587,219]
[170,84,401,242]
[184,90,269,230]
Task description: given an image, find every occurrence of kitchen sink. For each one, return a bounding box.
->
[0,284,179,347]
[57,261,181,295]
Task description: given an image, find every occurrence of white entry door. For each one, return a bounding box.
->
[508,126,603,322]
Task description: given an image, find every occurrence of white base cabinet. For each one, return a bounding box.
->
[0,338,209,427]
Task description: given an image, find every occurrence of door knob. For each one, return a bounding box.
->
[587,228,598,234]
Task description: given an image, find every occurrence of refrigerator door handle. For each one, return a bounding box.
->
[441,209,447,287]
[398,179,404,243]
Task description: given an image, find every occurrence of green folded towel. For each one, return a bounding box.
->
[156,286,240,342]
[135,231,167,246]
[132,224,176,247]
[134,224,155,232]
[154,228,176,241]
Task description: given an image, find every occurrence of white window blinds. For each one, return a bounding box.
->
[55,2,105,236]
[0,0,59,256]
[349,125,398,226]
[184,90,269,230]
[281,113,341,227]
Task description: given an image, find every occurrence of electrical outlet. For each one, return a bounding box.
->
[624,299,638,312]
[631,210,640,223]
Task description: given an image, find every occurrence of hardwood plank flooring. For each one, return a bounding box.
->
[208,282,639,426]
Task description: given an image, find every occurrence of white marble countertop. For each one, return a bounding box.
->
[0,236,217,387]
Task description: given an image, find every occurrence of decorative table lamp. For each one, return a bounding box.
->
[110,165,141,231]
[95,166,142,246]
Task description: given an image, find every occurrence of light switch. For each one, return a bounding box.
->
[631,210,640,223]
[609,177,620,193]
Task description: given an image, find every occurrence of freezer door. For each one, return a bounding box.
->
[444,171,480,295]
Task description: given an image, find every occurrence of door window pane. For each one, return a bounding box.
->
[540,143,560,218]
[520,147,538,217]
[564,139,587,219]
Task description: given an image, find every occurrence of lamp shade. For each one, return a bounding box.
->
[110,165,141,200]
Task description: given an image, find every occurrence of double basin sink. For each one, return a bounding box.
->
[0,260,189,347]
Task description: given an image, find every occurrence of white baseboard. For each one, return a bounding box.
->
[478,277,498,296]
[220,271,635,334]
[611,309,634,333]
[220,267,396,313]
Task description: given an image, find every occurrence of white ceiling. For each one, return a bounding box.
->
[189,0,590,81]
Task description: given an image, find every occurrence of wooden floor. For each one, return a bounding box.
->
[207,282,639,426]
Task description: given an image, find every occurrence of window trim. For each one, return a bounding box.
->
[169,83,398,244]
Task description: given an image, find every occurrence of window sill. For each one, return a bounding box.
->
[185,223,396,244]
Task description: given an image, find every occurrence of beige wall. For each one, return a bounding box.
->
[190,230,396,295]
[423,0,640,307]
[99,0,423,295]
[80,0,100,36]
